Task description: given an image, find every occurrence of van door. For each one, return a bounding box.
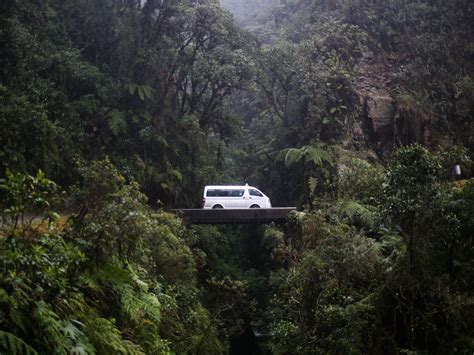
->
[229,189,245,208]
[240,188,250,208]
[220,189,235,208]
[249,188,265,207]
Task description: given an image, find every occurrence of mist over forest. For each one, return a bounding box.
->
[220,0,275,25]
[1,0,473,354]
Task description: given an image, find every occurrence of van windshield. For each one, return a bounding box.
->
[249,189,263,197]
[206,189,245,197]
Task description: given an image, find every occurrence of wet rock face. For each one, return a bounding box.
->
[357,93,431,154]
[394,104,427,146]
[359,94,397,153]
[351,51,429,155]
[366,95,396,138]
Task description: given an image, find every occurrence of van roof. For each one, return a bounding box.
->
[204,185,254,190]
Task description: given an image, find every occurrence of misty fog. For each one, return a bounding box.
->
[219,0,276,25]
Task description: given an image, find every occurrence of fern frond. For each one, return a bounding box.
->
[277,144,333,168]
[284,148,303,167]
[139,293,161,324]
[113,283,162,325]
[94,265,134,285]
[34,301,70,352]
[84,315,144,354]
[342,201,376,227]
[306,145,333,166]
[107,110,128,135]
[0,330,38,355]
[116,284,143,323]
[62,320,96,355]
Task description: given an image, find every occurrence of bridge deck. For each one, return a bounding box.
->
[176,208,297,224]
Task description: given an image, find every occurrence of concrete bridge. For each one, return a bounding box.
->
[176,208,297,224]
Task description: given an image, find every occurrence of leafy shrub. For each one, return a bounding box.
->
[0,169,222,354]
[268,213,384,354]
[0,169,60,236]
[336,157,384,204]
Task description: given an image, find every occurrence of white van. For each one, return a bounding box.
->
[203,184,272,209]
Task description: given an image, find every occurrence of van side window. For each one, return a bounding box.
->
[207,189,244,197]
[206,190,217,197]
[249,189,263,197]
[207,190,228,196]
[230,190,245,197]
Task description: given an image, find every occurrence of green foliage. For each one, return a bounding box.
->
[279,144,334,168]
[268,213,384,354]
[339,200,377,228]
[0,232,91,353]
[0,331,38,355]
[127,84,154,102]
[449,178,474,289]
[437,145,472,180]
[0,170,222,354]
[0,85,66,177]
[73,158,127,212]
[383,144,442,231]
[0,169,59,235]
[1,0,474,353]
[379,145,474,351]
[336,156,384,203]
[264,145,474,353]
[83,315,144,355]
[189,225,260,349]
[0,0,255,207]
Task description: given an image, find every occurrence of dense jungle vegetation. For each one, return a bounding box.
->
[1,0,473,353]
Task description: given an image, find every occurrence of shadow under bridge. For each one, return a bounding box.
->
[175,208,297,224]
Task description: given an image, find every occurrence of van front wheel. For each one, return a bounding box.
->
[212,205,224,209]
[250,204,260,208]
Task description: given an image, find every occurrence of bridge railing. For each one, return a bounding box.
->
[175,208,297,224]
